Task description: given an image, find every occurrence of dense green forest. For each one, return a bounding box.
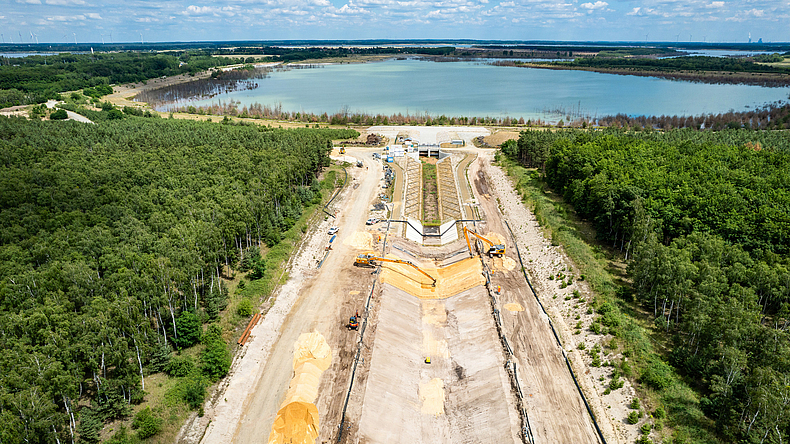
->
[0,115,356,443]
[559,56,790,74]
[503,129,790,442]
[0,52,236,107]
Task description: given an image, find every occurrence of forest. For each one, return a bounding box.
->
[0,52,236,108]
[564,55,790,74]
[503,128,790,442]
[0,115,356,443]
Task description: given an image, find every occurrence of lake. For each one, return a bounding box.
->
[162,58,790,121]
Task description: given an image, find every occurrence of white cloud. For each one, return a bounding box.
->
[45,0,86,4]
[86,12,101,19]
[46,14,86,21]
[706,1,724,8]
[17,0,41,4]
[500,1,514,6]
[627,6,640,15]
[580,1,607,9]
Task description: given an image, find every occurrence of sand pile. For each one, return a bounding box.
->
[379,256,485,299]
[419,378,445,416]
[492,256,518,272]
[343,231,374,250]
[268,331,332,444]
[503,303,524,312]
[485,232,507,246]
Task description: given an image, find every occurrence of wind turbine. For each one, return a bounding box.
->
[140,32,143,45]
[1,34,4,44]
[30,31,34,43]
[676,33,680,42]
[109,31,113,43]
[645,33,649,42]
[100,34,105,44]
[73,32,77,45]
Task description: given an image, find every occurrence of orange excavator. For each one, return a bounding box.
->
[463,227,506,257]
[354,253,437,287]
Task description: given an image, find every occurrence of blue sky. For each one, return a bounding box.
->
[2,0,788,43]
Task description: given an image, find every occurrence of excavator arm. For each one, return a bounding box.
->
[357,254,437,287]
[463,227,505,257]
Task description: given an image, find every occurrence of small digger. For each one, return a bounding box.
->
[346,311,360,330]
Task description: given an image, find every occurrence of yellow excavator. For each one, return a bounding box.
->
[339,146,346,154]
[463,227,506,257]
[354,253,437,287]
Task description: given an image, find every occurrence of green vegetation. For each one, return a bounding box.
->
[559,55,790,74]
[0,52,235,107]
[501,127,790,443]
[421,161,440,225]
[0,115,356,443]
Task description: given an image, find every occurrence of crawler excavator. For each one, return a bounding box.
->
[463,227,506,257]
[354,254,437,287]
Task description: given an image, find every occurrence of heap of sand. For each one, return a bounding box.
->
[268,331,332,444]
[379,256,485,299]
[492,256,518,272]
[344,231,374,250]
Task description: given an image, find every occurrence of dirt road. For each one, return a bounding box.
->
[195,147,383,443]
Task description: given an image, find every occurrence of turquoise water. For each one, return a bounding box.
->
[181,58,790,120]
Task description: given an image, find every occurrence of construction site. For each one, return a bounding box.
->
[188,126,625,444]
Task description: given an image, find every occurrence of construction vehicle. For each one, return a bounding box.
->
[339,146,346,154]
[354,254,437,287]
[347,311,360,330]
[463,227,506,257]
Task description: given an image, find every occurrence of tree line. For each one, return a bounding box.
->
[0,115,356,443]
[0,52,237,108]
[503,128,790,442]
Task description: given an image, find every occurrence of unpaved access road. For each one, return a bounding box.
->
[192,147,385,443]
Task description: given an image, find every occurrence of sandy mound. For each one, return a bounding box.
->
[343,231,374,250]
[268,331,332,444]
[503,303,524,312]
[419,378,445,416]
[485,232,507,246]
[492,256,518,272]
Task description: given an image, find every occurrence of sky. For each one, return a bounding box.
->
[2,0,789,44]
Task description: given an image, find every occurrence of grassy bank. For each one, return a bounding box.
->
[497,155,717,444]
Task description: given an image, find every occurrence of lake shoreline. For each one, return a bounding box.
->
[501,61,790,87]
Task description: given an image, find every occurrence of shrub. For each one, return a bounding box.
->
[628,410,640,424]
[107,109,124,120]
[640,359,673,391]
[653,406,666,419]
[201,324,231,381]
[629,398,640,410]
[183,375,206,410]
[174,311,201,349]
[165,355,194,377]
[77,408,103,444]
[132,407,162,439]
[50,109,68,120]
[237,298,254,317]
